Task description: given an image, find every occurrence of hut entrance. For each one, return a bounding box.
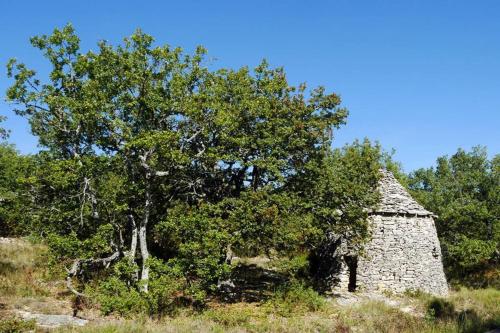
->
[345,256,358,292]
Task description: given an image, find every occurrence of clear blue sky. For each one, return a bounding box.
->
[1,0,499,171]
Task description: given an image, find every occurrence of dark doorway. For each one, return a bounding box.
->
[344,256,358,292]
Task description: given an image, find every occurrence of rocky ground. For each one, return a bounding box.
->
[332,291,420,315]
[16,310,88,329]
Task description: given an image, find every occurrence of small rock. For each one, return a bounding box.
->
[17,310,88,328]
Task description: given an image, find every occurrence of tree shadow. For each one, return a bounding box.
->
[428,299,500,333]
[220,264,288,302]
[456,309,500,333]
[0,261,17,276]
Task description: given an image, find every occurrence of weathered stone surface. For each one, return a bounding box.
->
[374,169,433,216]
[17,310,88,328]
[334,170,448,296]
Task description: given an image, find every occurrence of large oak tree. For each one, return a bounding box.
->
[7,25,356,295]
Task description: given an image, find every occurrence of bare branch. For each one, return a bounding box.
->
[65,250,121,297]
[66,260,85,297]
[139,150,170,177]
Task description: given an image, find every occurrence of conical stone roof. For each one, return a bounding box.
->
[375,169,433,216]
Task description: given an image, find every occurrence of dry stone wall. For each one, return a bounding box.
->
[333,170,448,296]
[356,214,448,295]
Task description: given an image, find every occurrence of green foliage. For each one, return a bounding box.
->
[305,139,384,287]
[144,257,189,313]
[0,115,8,140]
[305,139,383,246]
[446,235,497,269]
[46,224,117,261]
[112,257,140,285]
[46,232,81,260]
[0,144,34,236]
[264,282,325,316]
[0,317,35,333]
[94,257,187,316]
[409,147,499,285]
[155,203,232,291]
[82,224,115,257]
[95,276,148,316]
[6,24,352,300]
[271,253,310,279]
[226,191,312,257]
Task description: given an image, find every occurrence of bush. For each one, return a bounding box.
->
[446,236,497,272]
[95,276,148,316]
[94,257,188,317]
[264,282,325,316]
[426,297,455,320]
[144,274,186,315]
[46,232,81,260]
[0,317,35,333]
[155,204,233,292]
[271,253,310,279]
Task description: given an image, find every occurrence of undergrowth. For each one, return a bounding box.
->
[1,239,499,333]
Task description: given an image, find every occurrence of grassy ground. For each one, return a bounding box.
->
[51,290,499,333]
[0,239,499,333]
[0,238,74,316]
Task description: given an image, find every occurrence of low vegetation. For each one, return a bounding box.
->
[1,240,499,332]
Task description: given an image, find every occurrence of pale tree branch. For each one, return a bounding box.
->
[139,149,170,177]
[65,250,122,297]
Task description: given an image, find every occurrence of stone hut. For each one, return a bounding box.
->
[335,170,448,296]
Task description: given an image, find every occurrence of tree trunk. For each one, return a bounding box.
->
[139,181,152,293]
[127,213,139,282]
[225,244,233,265]
[130,223,138,262]
[251,166,260,190]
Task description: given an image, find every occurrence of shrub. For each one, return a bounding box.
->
[0,317,35,333]
[264,282,325,316]
[95,276,148,316]
[426,297,455,320]
[94,257,188,316]
[46,232,81,260]
[155,204,233,293]
[144,274,186,315]
[271,253,310,279]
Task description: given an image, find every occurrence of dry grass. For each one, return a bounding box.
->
[52,289,499,333]
[0,238,53,296]
[0,238,71,316]
[448,287,500,318]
